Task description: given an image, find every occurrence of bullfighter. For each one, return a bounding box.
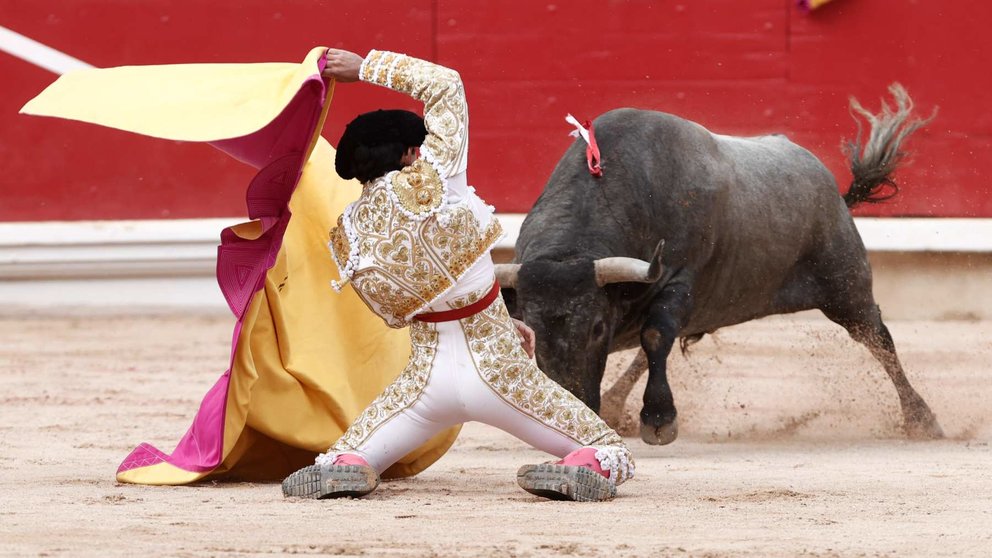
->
[281,48,634,502]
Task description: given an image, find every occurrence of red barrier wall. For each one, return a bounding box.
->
[2,0,990,221]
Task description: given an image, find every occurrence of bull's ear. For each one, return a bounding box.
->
[500,286,520,318]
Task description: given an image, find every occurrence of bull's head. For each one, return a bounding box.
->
[495,241,665,414]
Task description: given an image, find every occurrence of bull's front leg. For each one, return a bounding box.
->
[639,284,692,445]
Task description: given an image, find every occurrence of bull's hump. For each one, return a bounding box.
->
[712,132,794,147]
[711,132,818,166]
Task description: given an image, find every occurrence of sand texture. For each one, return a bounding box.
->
[1,312,989,557]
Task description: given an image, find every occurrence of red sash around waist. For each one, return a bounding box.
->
[414,280,501,323]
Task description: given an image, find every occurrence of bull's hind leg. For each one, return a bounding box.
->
[639,282,692,445]
[820,302,943,439]
[600,350,648,431]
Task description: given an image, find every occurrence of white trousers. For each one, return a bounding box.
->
[321,270,634,484]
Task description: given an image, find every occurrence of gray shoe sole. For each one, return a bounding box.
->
[281,464,380,499]
[516,464,617,502]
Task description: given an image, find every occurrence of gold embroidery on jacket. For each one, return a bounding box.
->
[331,322,439,452]
[328,214,350,272]
[344,177,504,327]
[391,159,444,217]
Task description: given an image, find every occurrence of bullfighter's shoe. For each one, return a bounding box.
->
[281,454,379,499]
[516,448,617,502]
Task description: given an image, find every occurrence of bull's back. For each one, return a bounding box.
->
[684,130,855,332]
[591,110,856,333]
[709,132,843,261]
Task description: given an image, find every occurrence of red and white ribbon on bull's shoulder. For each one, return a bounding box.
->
[565,113,603,178]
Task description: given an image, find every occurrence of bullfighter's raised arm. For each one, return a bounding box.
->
[359,49,469,179]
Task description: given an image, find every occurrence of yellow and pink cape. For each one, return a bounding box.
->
[21,47,460,485]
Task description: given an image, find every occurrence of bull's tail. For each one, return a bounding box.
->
[842,83,936,208]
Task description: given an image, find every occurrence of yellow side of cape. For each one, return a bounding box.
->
[20,48,329,141]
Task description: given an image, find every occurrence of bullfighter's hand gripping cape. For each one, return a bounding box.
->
[20,47,460,485]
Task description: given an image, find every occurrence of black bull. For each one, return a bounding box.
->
[496,84,943,445]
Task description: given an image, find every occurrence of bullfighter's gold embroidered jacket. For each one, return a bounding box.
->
[328,50,503,328]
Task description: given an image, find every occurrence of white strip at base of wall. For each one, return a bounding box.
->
[0,218,236,279]
[853,218,992,252]
[1,216,990,309]
[0,276,226,311]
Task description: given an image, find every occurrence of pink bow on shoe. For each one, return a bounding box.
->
[557,447,609,479]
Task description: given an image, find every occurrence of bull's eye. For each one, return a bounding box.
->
[592,321,605,338]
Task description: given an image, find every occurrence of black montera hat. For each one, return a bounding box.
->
[335,109,427,180]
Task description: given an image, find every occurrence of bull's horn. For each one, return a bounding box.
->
[594,240,665,286]
[593,258,656,286]
[494,263,521,288]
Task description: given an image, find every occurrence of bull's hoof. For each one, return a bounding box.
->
[904,416,944,440]
[640,420,679,445]
[903,404,944,440]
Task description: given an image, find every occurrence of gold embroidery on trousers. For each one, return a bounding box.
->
[459,295,627,449]
[458,295,635,483]
[331,323,439,453]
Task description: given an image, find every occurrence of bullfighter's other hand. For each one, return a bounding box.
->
[511,318,536,359]
[322,49,363,82]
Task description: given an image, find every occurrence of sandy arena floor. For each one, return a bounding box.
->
[0,311,989,557]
